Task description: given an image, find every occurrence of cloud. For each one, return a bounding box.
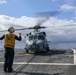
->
[60,4,76,12]
[0,15,76,49]
[0,0,7,4]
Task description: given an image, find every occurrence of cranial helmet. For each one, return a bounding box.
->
[8,27,15,33]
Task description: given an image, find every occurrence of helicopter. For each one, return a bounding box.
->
[24,25,50,53]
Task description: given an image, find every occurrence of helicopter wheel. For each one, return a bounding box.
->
[26,50,29,53]
[46,47,50,52]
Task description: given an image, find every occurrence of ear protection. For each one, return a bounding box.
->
[8,27,15,33]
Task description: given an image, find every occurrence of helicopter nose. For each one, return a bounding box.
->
[33,41,36,45]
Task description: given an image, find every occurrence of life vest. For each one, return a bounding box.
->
[4,33,15,48]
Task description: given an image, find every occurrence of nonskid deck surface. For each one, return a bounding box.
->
[0,49,75,75]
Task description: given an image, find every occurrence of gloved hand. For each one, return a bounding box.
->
[19,33,21,36]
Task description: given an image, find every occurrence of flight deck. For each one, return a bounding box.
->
[0,49,76,75]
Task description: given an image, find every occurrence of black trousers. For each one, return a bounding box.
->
[4,47,14,71]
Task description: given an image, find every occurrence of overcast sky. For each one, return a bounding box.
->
[0,0,76,49]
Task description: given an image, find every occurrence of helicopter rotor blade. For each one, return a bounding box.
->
[35,11,60,27]
[1,24,76,32]
[0,27,32,32]
[63,24,76,27]
[0,30,7,32]
[15,28,32,30]
[54,24,76,27]
[37,17,49,25]
[36,11,60,17]
[0,26,47,32]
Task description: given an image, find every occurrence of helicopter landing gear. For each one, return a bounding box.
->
[46,47,50,52]
[24,48,29,53]
[26,50,29,53]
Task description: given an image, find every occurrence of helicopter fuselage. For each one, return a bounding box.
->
[25,32,49,53]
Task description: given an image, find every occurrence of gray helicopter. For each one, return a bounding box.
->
[24,25,50,53]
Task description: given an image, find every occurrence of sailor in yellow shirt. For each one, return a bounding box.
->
[0,27,22,73]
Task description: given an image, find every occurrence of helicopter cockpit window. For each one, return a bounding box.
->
[38,35,45,40]
[38,35,41,40]
[34,35,37,39]
[26,34,29,40]
[29,35,33,40]
[28,35,37,40]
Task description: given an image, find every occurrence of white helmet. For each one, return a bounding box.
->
[8,27,15,33]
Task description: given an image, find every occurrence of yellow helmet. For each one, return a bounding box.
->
[8,27,15,33]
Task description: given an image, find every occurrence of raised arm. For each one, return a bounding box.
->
[15,33,22,41]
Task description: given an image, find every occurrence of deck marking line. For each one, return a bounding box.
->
[0,62,74,65]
